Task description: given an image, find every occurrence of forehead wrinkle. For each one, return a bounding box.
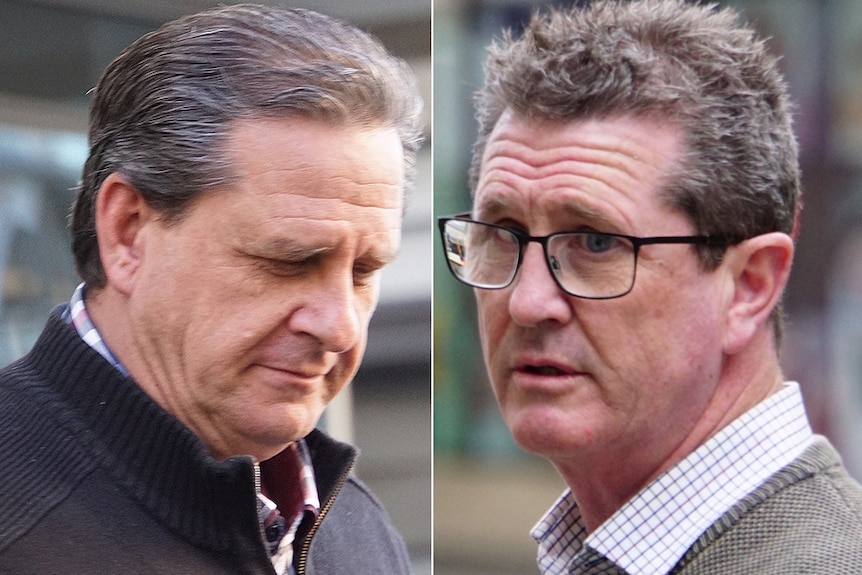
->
[482,132,660,194]
[476,161,636,227]
[251,175,403,211]
[476,117,681,233]
[257,204,402,226]
[484,109,681,178]
[259,206,403,236]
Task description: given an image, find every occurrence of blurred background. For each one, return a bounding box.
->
[0,0,430,572]
[433,0,862,573]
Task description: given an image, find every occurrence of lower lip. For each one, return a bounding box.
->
[256,365,322,388]
[510,369,586,393]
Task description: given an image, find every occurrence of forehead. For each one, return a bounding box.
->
[199,117,406,252]
[224,116,405,208]
[474,110,685,232]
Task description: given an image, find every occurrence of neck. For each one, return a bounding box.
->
[555,331,784,533]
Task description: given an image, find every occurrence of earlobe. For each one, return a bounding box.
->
[94,173,154,296]
[723,232,794,355]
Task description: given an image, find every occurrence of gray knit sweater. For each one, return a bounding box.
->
[670,437,862,574]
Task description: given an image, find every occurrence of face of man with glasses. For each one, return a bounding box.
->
[442,110,747,488]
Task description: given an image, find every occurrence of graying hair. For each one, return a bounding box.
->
[71,3,424,288]
[471,0,799,341]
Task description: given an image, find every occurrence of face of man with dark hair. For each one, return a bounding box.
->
[473,110,735,490]
[102,117,404,461]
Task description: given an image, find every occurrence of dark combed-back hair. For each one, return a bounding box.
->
[71,3,424,289]
[471,0,800,341]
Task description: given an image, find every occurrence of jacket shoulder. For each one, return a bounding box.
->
[673,438,862,574]
[306,476,412,575]
[0,356,97,553]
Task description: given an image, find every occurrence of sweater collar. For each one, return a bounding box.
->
[28,306,356,555]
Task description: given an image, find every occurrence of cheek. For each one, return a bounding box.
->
[341,337,367,374]
[330,319,371,378]
[577,291,688,384]
[475,291,506,358]
[475,291,516,409]
[608,284,722,389]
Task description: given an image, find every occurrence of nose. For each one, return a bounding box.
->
[291,272,362,353]
[507,243,573,327]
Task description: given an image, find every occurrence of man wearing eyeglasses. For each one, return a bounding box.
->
[438,1,862,573]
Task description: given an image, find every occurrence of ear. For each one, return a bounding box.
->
[722,232,794,355]
[94,173,157,296]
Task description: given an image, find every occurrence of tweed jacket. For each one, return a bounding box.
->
[670,437,862,574]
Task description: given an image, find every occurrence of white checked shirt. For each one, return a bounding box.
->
[532,382,814,575]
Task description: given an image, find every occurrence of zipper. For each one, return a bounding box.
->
[294,459,354,575]
[254,462,262,495]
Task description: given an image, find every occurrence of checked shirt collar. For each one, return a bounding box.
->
[532,382,814,575]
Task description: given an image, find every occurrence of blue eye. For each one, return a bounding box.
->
[584,233,617,253]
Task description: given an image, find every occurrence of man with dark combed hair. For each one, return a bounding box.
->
[438,1,862,573]
[0,5,423,574]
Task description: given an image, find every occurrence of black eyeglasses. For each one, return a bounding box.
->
[438,214,742,299]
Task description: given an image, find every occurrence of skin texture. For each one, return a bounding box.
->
[473,110,793,530]
[88,117,405,462]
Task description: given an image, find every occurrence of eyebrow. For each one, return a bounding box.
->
[250,238,333,261]
[473,196,510,221]
[557,202,621,231]
[475,194,622,232]
[361,250,398,270]
[249,237,399,270]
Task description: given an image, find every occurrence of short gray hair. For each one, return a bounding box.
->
[471,0,799,340]
[71,3,424,288]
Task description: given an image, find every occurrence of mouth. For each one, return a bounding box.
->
[513,355,582,377]
[520,364,569,376]
[509,358,586,395]
[253,363,328,382]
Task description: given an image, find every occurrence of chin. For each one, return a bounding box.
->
[506,408,595,458]
[506,410,553,452]
[510,425,559,456]
[245,405,322,447]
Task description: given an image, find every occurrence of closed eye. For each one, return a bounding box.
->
[245,247,329,277]
[259,257,314,277]
[352,255,390,287]
[353,267,379,287]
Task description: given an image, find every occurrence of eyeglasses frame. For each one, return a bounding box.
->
[437,213,744,300]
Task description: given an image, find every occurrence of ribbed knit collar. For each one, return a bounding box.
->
[21,307,356,558]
